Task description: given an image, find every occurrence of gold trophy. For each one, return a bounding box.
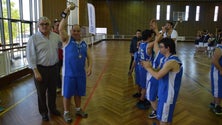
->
[67,1,77,10]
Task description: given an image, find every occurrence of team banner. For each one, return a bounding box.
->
[87,3,96,35]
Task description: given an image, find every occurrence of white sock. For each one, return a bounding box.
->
[64,111,69,115]
[75,107,81,111]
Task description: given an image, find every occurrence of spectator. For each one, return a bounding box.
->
[216,29,222,45]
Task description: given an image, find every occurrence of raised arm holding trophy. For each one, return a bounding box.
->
[59,2,93,123]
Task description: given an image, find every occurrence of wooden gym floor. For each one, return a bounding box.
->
[0,40,221,125]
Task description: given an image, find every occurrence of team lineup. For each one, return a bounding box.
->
[24,3,222,125]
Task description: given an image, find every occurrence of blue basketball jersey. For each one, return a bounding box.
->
[134,51,140,73]
[210,45,222,98]
[134,51,141,85]
[158,55,183,103]
[147,50,164,81]
[138,41,153,88]
[139,42,152,61]
[146,50,164,101]
[152,50,164,69]
[63,37,87,77]
[211,45,222,70]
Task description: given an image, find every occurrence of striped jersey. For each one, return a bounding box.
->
[211,44,222,71]
[210,44,222,97]
[158,55,183,103]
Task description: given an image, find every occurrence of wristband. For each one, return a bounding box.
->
[61,12,67,18]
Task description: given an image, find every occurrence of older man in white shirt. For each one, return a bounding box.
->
[26,16,61,121]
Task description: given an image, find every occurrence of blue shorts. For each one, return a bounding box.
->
[139,67,147,89]
[135,68,140,85]
[211,68,222,98]
[146,76,158,101]
[62,76,86,98]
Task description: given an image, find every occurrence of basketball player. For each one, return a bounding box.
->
[209,40,222,115]
[136,29,154,109]
[146,19,164,118]
[59,6,92,123]
[142,38,183,125]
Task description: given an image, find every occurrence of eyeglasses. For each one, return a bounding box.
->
[159,45,165,48]
[39,23,49,26]
[72,30,80,32]
[54,19,60,23]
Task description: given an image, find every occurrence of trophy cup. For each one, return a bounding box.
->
[67,1,78,10]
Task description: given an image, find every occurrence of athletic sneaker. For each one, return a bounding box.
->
[64,112,72,123]
[213,105,222,115]
[148,110,157,119]
[144,99,151,106]
[132,93,141,98]
[42,114,49,121]
[209,102,215,109]
[136,100,150,110]
[76,109,88,118]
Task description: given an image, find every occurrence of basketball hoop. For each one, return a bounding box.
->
[173,12,184,29]
[174,17,183,29]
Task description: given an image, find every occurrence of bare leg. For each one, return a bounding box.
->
[74,96,88,118]
[63,97,72,123]
[140,88,146,101]
[138,86,142,94]
[63,97,71,111]
[74,96,81,108]
[150,100,158,111]
[214,97,221,105]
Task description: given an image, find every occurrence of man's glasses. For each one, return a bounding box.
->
[159,45,165,48]
[54,19,60,23]
[72,30,80,32]
[39,23,49,26]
